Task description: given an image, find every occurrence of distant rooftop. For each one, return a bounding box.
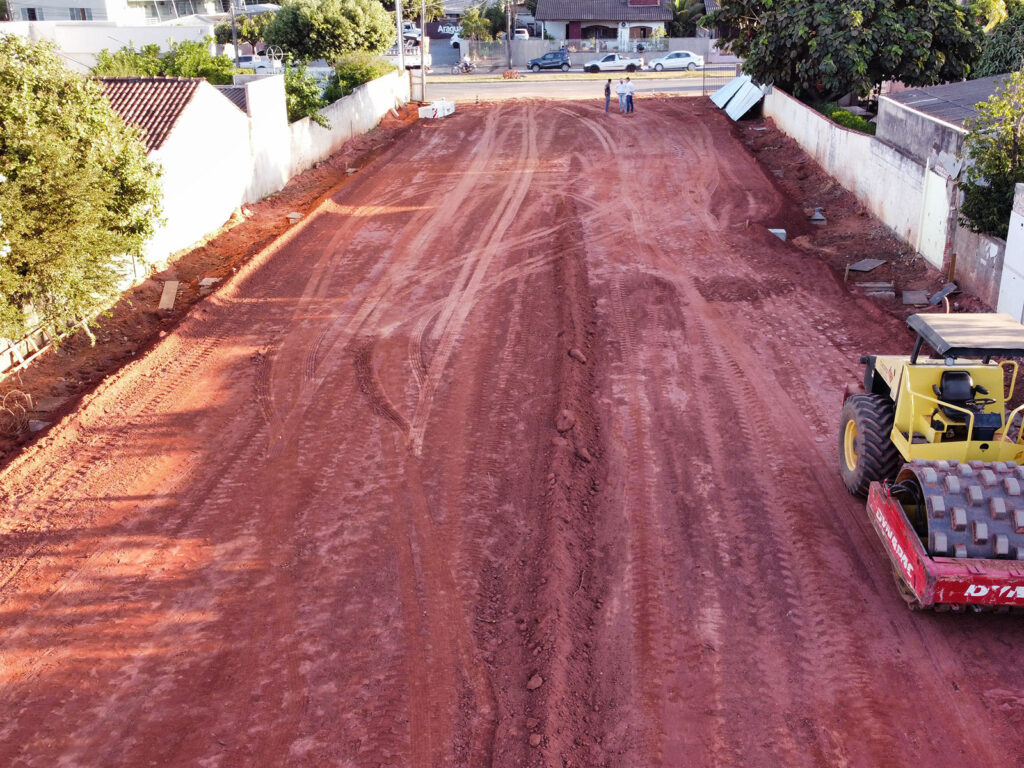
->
[215,85,249,114]
[535,0,672,22]
[883,75,1010,128]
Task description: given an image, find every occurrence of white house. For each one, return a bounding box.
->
[98,76,259,264]
[0,18,222,71]
[6,0,242,24]
[535,0,671,46]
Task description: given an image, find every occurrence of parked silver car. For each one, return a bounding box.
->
[647,50,704,71]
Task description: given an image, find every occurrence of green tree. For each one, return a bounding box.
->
[214,12,276,47]
[975,7,1024,77]
[0,34,162,340]
[92,43,163,76]
[958,69,1024,237]
[667,0,706,36]
[285,61,330,126]
[709,0,983,100]
[459,7,492,40]
[484,1,507,38]
[92,39,236,84]
[379,0,445,21]
[161,39,237,84]
[264,0,395,62]
[323,51,396,102]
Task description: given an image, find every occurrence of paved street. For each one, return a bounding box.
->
[421,75,706,102]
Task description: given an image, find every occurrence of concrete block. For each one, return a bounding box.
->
[903,290,929,305]
[768,228,787,241]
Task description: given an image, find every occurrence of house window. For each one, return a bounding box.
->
[21,8,44,20]
[69,8,94,19]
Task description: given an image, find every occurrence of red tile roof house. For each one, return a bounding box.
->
[535,0,672,49]
[97,75,289,271]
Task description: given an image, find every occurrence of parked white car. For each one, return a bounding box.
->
[236,55,282,72]
[647,50,704,71]
[513,28,529,40]
[402,21,422,41]
[582,53,644,73]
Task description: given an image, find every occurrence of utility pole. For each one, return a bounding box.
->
[420,0,427,102]
[229,0,239,69]
[395,0,405,71]
[505,0,512,69]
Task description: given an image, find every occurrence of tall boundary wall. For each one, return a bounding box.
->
[762,87,1008,309]
[287,71,410,180]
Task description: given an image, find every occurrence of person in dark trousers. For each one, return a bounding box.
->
[625,77,635,113]
[604,79,611,113]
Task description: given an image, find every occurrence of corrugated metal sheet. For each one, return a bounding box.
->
[96,77,202,152]
[535,0,672,22]
[883,75,1009,128]
[724,79,766,120]
[710,74,748,108]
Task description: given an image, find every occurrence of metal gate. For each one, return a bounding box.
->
[702,63,743,96]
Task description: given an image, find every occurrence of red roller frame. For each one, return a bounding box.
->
[867,483,1024,607]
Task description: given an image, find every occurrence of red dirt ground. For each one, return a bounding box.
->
[2,98,1023,767]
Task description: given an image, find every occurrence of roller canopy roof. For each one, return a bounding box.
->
[908,313,1024,358]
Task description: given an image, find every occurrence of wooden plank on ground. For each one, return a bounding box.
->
[159,281,179,311]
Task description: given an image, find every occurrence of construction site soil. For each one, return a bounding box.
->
[1,98,1022,767]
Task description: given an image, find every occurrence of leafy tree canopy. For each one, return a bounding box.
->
[285,61,330,127]
[484,2,507,38]
[959,69,1024,237]
[92,39,236,84]
[0,34,162,339]
[667,0,706,37]
[263,0,395,62]
[709,0,983,100]
[214,12,276,48]
[379,0,445,22]
[323,51,396,102]
[975,6,1024,77]
[459,7,492,40]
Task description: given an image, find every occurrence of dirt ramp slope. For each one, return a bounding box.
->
[1,99,1023,767]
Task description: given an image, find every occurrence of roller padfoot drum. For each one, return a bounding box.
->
[868,460,1024,610]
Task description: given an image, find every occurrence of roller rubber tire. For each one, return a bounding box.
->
[588,65,599,73]
[561,63,569,71]
[532,64,540,72]
[839,394,900,496]
[626,64,636,72]
[687,63,696,71]
[654,63,663,71]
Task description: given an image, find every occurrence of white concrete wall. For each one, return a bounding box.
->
[997,185,1024,320]
[242,74,291,203]
[762,86,1011,308]
[288,70,411,179]
[145,82,252,265]
[763,87,934,260]
[0,20,214,72]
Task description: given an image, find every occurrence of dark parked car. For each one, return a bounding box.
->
[527,49,571,72]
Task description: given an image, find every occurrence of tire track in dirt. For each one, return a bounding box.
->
[407,107,542,454]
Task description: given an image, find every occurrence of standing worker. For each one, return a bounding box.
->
[615,79,627,112]
[625,77,635,113]
[604,79,611,113]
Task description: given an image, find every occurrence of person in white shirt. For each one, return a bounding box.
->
[625,77,635,113]
[615,79,627,113]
